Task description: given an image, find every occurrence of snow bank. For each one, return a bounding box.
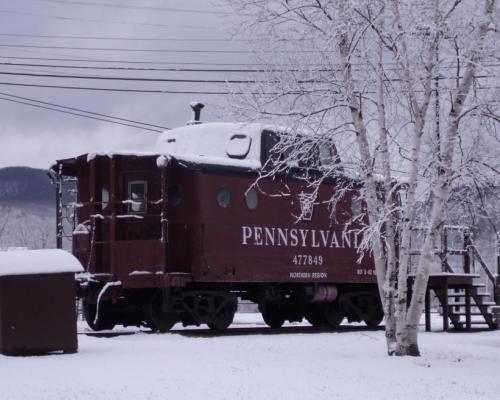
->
[0,314,499,400]
[0,249,83,276]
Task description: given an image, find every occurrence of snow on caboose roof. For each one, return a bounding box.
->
[155,122,266,169]
[86,150,160,162]
[0,249,83,277]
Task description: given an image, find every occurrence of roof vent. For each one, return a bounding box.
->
[187,102,205,125]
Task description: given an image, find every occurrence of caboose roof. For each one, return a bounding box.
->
[155,122,266,170]
[53,122,347,174]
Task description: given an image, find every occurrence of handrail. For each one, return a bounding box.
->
[62,199,163,207]
[471,245,497,285]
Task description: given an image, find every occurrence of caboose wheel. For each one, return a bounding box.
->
[304,304,326,327]
[364,308,384,328]
[148,291,178,333]
[208,304,235,330]
[323,302,344,328]
[83,300,115,331]
[261,302,285,328]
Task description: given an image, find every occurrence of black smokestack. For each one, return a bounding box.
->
[189,102,205,124]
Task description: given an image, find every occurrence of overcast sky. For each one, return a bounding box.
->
[0,0,251,168]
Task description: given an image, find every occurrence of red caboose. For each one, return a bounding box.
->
[51,119,381,331]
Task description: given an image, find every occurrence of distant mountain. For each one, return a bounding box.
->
[0,167,56,249]
[0,166,54,207]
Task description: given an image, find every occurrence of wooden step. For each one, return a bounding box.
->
[444,292,491,297]
[447,301,496,306]
[450,312,489,316]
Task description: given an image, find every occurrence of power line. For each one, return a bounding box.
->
[0,9,216,30]
[0,81,242,94]
[1,68,499,85]
[0,44,317,54]
[0,91,170,130]
[0,55,317,67]
[2,80,496,96]
[0,61,284,73]
[0,70,275,83]
[2,55,499,71]
[0,32,242,42]
[0,96,163,132]
[31,0,231,15]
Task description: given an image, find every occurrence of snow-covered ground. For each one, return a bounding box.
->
[1,314,499,400]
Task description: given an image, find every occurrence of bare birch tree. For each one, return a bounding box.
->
[223,0,499,356]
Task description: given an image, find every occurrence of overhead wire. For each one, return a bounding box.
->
[1,55,499,70]
[0,44,321,54]
[0,9,217,30]
[0,33,244,42]
[0,96,164,132]
[0,91,169,130]
[0,70,333,84]
[0,55,283,66]
[0,81,245,94]
[0,61,304,73]
[31,0,232,15]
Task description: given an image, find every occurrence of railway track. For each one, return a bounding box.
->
[80,323,384,338]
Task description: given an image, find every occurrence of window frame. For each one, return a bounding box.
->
[127,180,148,214]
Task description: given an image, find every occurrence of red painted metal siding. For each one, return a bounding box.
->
[192,169,375,284]
[64,153,376,288]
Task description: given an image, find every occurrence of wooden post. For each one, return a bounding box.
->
[442,282,449,331]
[463,229,471,274]
[109,158,117,274]
[55,164,63,250]
[441,227,448,273]
[425,287,431,332]
[160,167,168,273]
[496,232,500,305]
[89,159,98,273]
[496,232,500,276]
[465,287,471,331]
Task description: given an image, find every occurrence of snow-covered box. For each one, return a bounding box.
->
[0,249,83,356]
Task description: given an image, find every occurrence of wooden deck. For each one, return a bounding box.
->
[409,273,497,331]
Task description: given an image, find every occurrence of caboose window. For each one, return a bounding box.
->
[245,188,258,210]
[167,185,182,207]
[217,187,230,208]
[329,205,337,222]
[226,134,251,159]
[319,144,334,166]
[351,198,362,217]
[128,181,147,214]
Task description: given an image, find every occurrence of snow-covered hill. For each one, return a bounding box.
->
[0,167,55,249]
[0,166,53,207]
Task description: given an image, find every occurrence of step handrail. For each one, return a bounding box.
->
[471,245,497,285]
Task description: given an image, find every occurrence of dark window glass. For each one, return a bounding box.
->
[351,198,363,216]
[167,185,182,207]
[128,181,147,214]
[261,130,280,167]
[245,188,258,210]
[329,205,337,222]
[217,187,230,208]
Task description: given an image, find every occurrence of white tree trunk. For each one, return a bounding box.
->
[405,0,495,354]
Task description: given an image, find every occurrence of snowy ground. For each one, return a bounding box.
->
[1,314,499,400]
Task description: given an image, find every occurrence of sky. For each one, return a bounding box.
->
[0,0,252,168]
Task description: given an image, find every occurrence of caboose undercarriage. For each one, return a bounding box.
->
[79,280,383,332]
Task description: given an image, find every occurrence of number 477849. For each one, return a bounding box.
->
[292,255,323,266]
